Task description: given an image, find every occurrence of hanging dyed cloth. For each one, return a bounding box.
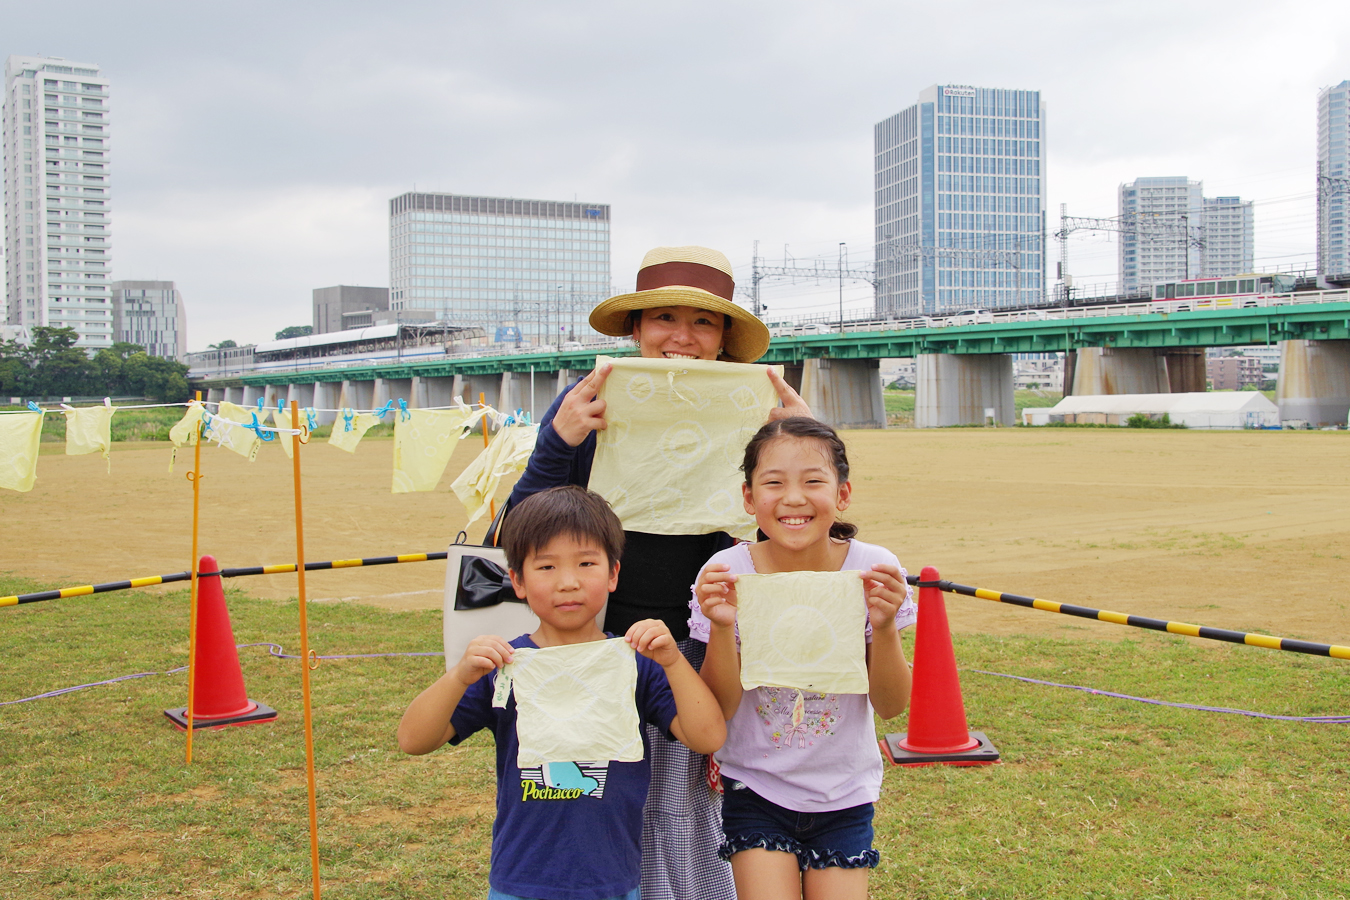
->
[328,407,382,454]
[209,401,263,461]
[450,422,539,525]
[62,402,116,471]
[391,406,481,493]
[273,406,295,459]
[588,355,781,540]
[0,411,44,492]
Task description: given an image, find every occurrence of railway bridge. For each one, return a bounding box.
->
[193,293,1350,429]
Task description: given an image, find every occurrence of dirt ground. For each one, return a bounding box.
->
[3,428,1347,646]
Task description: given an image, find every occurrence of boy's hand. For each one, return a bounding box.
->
[626,619,680,668]
[695,564,739,629]
[861,564,908,632]
[451,635,515,686]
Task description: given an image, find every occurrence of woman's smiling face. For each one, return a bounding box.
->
[632,306,725,361]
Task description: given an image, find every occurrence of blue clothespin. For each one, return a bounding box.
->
[373,400,396,420]
[514,408,531,426]
[246,410,276,442]
[305,407,318,430]
[256,398,268,419]
[200,412,215,438]
[342,408,355,432]
[27,401,42,412]
[277,399,286,416]
[397,398,410,422]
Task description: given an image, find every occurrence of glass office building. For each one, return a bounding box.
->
[1318,80,1349,277]
[874,84,1046,318]
[388,192,611,345]
[3,55,112,348]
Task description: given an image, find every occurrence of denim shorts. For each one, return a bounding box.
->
[718,778,879,871]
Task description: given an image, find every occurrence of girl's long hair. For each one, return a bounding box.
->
[741,416,858,541]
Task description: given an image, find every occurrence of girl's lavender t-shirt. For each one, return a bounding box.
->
[687,539,916,812]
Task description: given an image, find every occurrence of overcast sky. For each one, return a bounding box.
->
[8,0,1350,348]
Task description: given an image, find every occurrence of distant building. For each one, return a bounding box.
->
[1206,356,1263,391]
[874,84,1047,318]
[3,55,113,348]
[312,284,389,334]
[110,280,185,359]
[388,192,611,345]
[1317,80,1349,277]
[1118,177,1253,294]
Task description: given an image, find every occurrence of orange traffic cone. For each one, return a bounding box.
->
[164,555,277,731]
[881,566,998,766]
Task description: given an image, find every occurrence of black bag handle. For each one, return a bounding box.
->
[453,499,510,549]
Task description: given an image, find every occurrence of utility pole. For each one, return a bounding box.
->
[838,243,845,333]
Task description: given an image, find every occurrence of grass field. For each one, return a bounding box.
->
[3,578,1347,899]
[3,425,1349,897]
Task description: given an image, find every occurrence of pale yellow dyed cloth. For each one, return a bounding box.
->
[210,402,263,461]
[0,411,43,492]
[391,407,478,493]
[503,638,642,767]
[450,423,539,524]
[588,356,781,539]
[63,404,115,468]
[328,409,381,454]
[168,401,206,447]
[273,407,295,459]
[735,570,869,694]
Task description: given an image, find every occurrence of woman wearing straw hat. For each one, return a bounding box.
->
[505,245,809,900]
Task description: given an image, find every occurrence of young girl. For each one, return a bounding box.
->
[689,416,916,900]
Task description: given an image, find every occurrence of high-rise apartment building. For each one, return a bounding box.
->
[1317,80,1349,277]
[1118,177,1253,294]
[110,280,186,360]
[874,84,1047,318]
[388,192,610,345]
[3,55,112,348]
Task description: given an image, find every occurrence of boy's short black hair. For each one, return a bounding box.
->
[502,485,625,574]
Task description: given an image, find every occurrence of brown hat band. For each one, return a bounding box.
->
[635,261,735,301]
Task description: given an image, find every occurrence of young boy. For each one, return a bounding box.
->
[398,485,726,900]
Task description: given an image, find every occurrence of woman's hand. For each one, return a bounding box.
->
[766,368,812,421]
[861,564,908,633]
[551,363,612,447]
[695,564,739,629]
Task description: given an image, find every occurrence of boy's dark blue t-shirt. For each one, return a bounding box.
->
[449,634,679,900]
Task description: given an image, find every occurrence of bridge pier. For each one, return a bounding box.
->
[242,384,263,407]
[205,387,225,406]
[286,383,315,411]
[412,375,457,409]
[339,379,374,412]
[373,377,413,409]
[915,354,1014,427]
[312,382,339,425]
[1066,347,1207,395]
[798,358,885,430]
[223,385,244,405]
[1277,339,1350,426]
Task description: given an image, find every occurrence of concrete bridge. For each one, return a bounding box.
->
[194,293,1350,429]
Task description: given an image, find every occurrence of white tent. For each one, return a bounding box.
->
[1024,392,1280,430]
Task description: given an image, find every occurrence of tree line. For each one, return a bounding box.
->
[0,326,190,402]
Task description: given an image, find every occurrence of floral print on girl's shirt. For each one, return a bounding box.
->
[756,687,841,750]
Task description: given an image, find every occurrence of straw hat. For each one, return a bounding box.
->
[589,246,771,363]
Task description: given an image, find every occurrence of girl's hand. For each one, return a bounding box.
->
[695,564,739,629]
[626,619,679,668]
[452,635,515,686]
[861,564,908,632]
[551,363,612,447]
[765,368,812,421]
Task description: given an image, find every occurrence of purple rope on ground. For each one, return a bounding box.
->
[964,669,1350,723]
[2,643,444,706]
